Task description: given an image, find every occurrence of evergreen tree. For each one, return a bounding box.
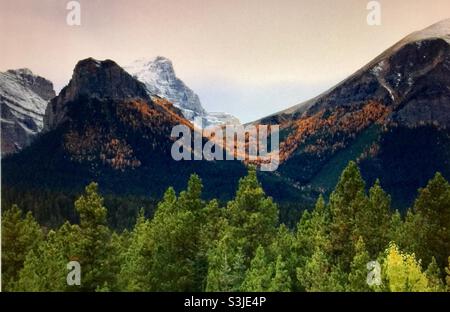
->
[226,167,278,263]
[1,205,43,291]
[425,257,445,292]
[354,180,391,258]
[117,210,151,291]
[309,195,330,250]
[241,246,273,291]
[296,210,314,260]
[193,199,228,291]
[329,161,368,269]
[270,224,298,290]
[297,247,345,292]
[15,230,68,291]
[406,173,450,270]
[206,233,246,292]
[389,210,404,246]
[146,175,206,291]
[72,182,118,291]
[347,237,372,292]
[296,195,337,291]
[269,255,292,292]
[200,199,226,250]
[296,195,330,271]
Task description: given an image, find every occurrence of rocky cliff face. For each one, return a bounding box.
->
[125,57,206,118]
[125,56,240,127]
[43,58,150,132]
[1,69,55,155]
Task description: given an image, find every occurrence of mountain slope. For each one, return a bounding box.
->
[254,19,450,208]
[1,69,55,155]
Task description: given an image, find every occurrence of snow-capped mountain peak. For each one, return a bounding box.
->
[125,56,206,118]
[124,56,240,127]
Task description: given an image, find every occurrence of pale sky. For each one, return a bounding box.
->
[1,0,449,122]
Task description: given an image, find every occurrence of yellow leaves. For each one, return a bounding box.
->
[384,243,431,292]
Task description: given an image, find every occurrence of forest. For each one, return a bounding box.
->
[2,161,450,292]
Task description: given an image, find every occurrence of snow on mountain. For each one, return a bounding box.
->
[202,112,241,127]
[1,69,55,155]
[125,56,240,127]
[125,56,206,116]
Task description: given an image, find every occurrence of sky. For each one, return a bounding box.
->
[1,0,449,123]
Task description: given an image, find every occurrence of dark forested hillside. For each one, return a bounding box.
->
[2,163,449,292]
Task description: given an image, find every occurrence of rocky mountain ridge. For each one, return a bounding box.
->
[0,68,55,155]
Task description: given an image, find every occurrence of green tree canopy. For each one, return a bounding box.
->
[1,205,43,291]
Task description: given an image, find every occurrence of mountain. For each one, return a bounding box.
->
[2,58,298,218]
[1,69,55,155]
[125,56,240,127]
[253,19,450,208]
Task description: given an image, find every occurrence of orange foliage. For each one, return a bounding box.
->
[279,101,390,162]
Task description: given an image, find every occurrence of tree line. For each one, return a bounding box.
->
[2,161,450,292]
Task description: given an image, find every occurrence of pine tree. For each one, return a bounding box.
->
[226,167,278,263]
[309,195,330,249]
[1,205,43,291]
[389,210,404,246]
[296,195,330,268]
[329,161,368,269]
[179,174,210,290]
[354,180,391,258]
[269,255,292,292]
[407,173,450,270]
[146,175,206,291]
[269,225,297,291]
[241,246,273,291]
[117,210,151,291]
[297,247,345,292]
[15,230,68,291]
[296,210,314,259]
[425,257,445,292]
[296,194,340,291]
[200,199,226,250]
[383,243,431,292]
[68,183,118,291]
[347,237,372,292]
[206,233,246,292]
